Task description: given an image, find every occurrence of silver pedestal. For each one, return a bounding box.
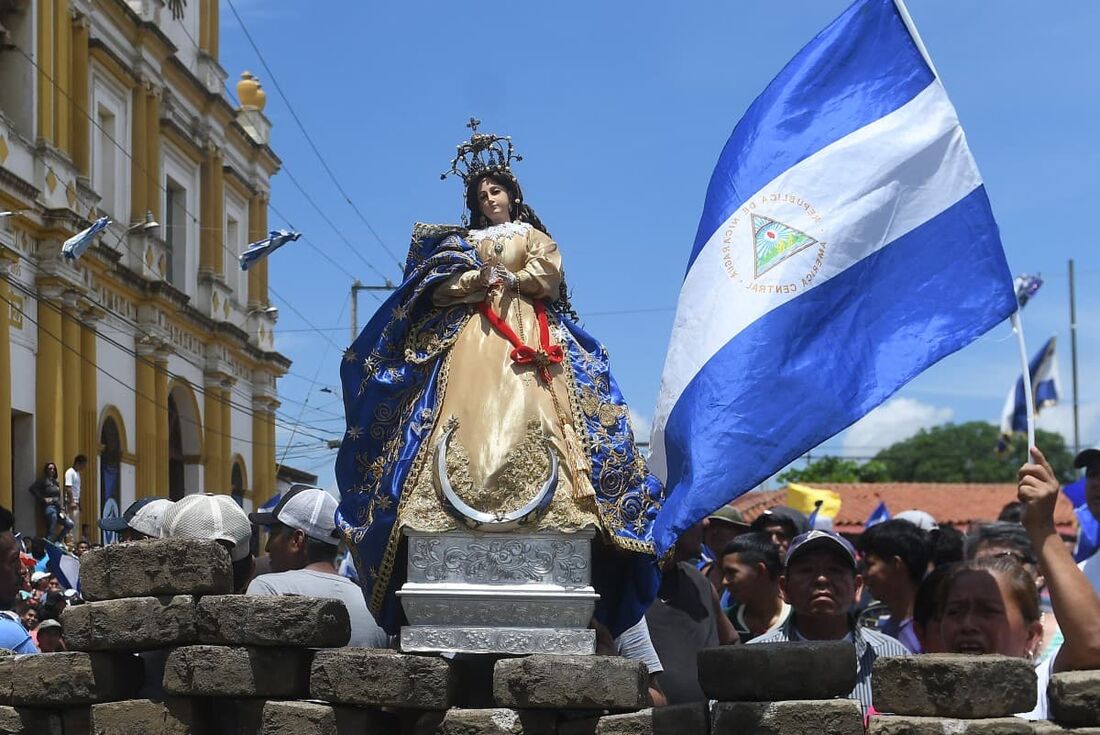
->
[398,529,599,655]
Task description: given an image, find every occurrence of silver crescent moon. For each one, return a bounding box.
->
[433,420,558,532]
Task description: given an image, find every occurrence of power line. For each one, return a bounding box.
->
[224,0,405,272]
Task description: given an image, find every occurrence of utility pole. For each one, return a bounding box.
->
[350,278,397,344]
[1069,259,1080,455]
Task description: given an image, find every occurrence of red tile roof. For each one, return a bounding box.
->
[731,483,1078,535]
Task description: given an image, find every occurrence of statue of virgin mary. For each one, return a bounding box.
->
[336,121,668,636]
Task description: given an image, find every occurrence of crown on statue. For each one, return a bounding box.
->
[441,118,523,184]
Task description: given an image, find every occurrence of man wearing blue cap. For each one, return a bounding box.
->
[750,529,908,712]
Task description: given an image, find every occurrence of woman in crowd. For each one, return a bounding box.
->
[938,447,1100,719]
[28,463,72,542]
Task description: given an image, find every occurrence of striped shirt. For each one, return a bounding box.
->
[748,614,910,711]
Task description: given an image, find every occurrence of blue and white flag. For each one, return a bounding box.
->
[866,500,891,528]
[999,336,1059,438]
[44,539,79,590]
[239,229,300,271]
[648,0,1016,551]
[61,216,110,261]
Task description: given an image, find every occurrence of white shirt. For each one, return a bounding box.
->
[1017,645,1057,720]
[64,467,81,504]
[1079,550,1100,596]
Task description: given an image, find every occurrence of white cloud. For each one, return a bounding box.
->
[629,409,652,445]
[1036,401,1100,450]
[842,398,954,456]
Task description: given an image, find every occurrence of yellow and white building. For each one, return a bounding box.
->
[0,0,288,539]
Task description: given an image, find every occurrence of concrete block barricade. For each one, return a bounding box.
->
[79,538,233,601]
[1048,670,1100,727]
[163,645,312,698]
[310,649,454,709]
[872,654,1037,718]
[88,699,199,735]
[0,706,63,735]
[196,595,351,648]
[866,716,1035,734]
[0,652,143,706]
[697,640,857,701]
[438,708,558,735]
[61,596,198,651]
[492,655,648,710]
[259,700,400,735]
[593,703,709,735]
[710,699,864,735]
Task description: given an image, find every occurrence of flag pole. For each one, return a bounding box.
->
[1010,311,1036,451]
[893,0,941,78]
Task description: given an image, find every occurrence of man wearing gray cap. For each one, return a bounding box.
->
[1073,448,1100,594]
[750,529,908,712]
[248,486,388,648]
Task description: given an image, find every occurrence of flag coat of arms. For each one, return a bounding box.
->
[648,0,1016,553]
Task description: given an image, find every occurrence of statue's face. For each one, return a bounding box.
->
[477,178,512,226]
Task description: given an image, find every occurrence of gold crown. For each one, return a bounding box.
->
[441,117,523,184]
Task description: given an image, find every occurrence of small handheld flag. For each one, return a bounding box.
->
[866,500,891,528]
[61,216,111,261]
[998,336,1059,451]
[239,229,300,271]
[1014,274,1043,308]
[648,0,1016,553]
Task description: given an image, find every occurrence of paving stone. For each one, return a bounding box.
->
[0,706,63,735]
[0,652,142,706]
[163,645,312,698]
[62,597,198,651]
[493,655,647,710]
[1048,670,1100,727]
[89,699,199,735]
[595,702,709,735]
[196,595,351,648]
[873,654,1036,718]
[867,715,1034,734]
[438,709,556,735]
[711,700,864,735]
[310,649,453,709]
[80,538,232,601]
[260,700,399,735]
[697,640,857,701]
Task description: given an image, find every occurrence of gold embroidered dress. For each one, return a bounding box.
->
[399,221,600,532]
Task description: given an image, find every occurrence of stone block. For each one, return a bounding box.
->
[872,654,1036,718]
[1049,670,1100,727]
[493,655,647,710]
[711,700,864,735]
[196,595,351,648]
[0,652,142,706]
[867,715,1034,734]
[89,699,199,735]
[163,645,311,698]
[80,539,232,601]
[439,709,556,735]
[259,700,399,735]
[595,702,709,735]
[0,706,63,735]
[62,596,198,651]
[310,649,453,709]
[697,640,857,701]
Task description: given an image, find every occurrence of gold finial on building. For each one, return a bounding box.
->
[236,71,266,112]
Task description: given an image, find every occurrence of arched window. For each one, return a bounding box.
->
[99,417,122,545]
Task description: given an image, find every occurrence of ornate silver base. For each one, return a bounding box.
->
[400,625,596,655]
[398,528,599,655]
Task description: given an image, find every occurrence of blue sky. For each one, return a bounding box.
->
[218,1,1100,489]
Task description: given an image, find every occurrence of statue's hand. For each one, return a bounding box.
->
[478,264,502,288]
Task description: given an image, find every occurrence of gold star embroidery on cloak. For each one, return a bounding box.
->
[343,348,357,363]
[346,425,364,440]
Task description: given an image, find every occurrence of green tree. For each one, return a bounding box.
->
[871,421,1075,484]
[779,456,894,484]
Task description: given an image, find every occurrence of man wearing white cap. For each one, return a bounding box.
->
[98,497,174,542]
[162,494,254,593]
[247,485,387,648]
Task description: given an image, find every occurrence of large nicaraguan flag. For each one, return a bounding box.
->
[648,0,1016,552]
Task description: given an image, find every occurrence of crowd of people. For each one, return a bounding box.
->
[2,445,1100,721]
